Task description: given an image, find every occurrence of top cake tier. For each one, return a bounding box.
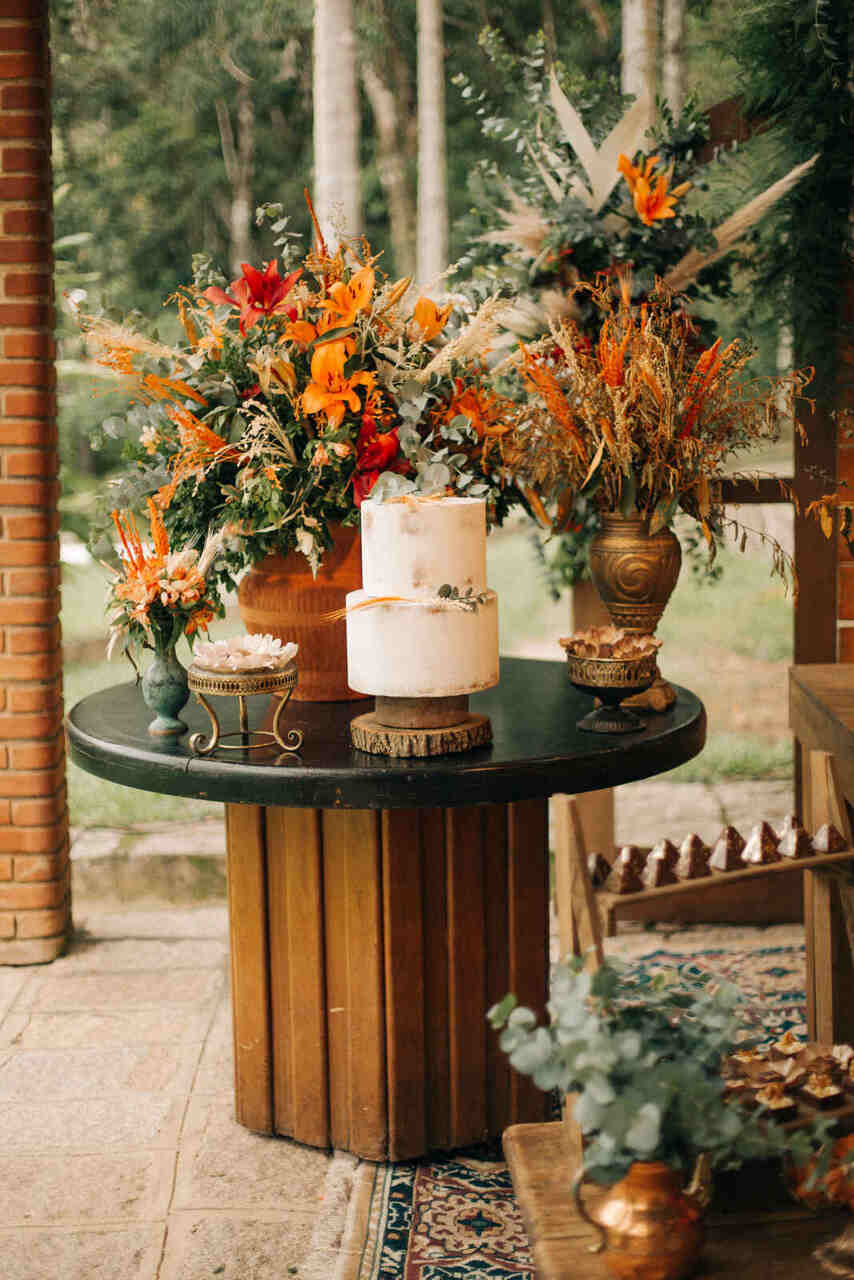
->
[360,496,488,596]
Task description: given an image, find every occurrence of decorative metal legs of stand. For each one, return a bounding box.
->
[187,664,304,760]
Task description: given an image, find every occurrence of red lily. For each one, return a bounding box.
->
[204,261,303,335]
[353,416,408,506]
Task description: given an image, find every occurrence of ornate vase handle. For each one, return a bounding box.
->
[571,1167,607,1254]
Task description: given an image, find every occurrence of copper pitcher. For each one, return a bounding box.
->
[572,1157,711,1280]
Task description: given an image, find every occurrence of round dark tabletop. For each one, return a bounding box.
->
[66,658,705,810]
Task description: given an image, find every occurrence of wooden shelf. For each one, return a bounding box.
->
[599,847,854,910]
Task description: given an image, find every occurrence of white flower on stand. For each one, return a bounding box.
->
[193,634,299,673]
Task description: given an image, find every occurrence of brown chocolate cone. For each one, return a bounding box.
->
[605,847,644,894]
[642,849,678,888]
[778,812,801,839]
[778,825,812,859]
[676,841,710,879]
[709,826,745,872]
[650,838,679,870]
[587,852,612,889]
[742,821,781,865]
[812,822,848,853]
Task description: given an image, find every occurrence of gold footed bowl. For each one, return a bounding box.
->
[562,649,658,734]
[573,1159,710,1280]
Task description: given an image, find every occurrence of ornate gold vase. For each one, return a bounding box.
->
[237,525,368,703]
[588,513,682,635]
[574,1159,709,1280]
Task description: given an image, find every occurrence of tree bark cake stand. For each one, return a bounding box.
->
[350,693,492,756]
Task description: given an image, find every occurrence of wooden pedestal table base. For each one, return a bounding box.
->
[225,797,551,1161]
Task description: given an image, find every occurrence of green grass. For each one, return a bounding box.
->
[666,733,793,783]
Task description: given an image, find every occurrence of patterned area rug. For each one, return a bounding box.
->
[339,924,806,1280]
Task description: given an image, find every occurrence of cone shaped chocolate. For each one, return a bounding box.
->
[812,822,847,853]
[642,849,678,888]
[650,838,679,871]
[778,825,812,859]
[606,847,644,894]
[709,826,745,872]
[587,852,612,889]
[742,821,781,865]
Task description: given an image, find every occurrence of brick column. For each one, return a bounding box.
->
[0,0,69,962]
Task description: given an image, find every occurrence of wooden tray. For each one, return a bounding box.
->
[503,1121,848,1280]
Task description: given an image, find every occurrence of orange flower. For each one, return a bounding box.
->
[618,153,691,227]
[410,296,452,342]
[157,406,241,507]
[283,319,318,347]
[317,265,375,333]
[301,339,375,429]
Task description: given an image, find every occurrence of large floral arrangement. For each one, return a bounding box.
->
[503,275,812,581]
[106,499,222,662]
[82,201,521,584]
[455,40,816,589]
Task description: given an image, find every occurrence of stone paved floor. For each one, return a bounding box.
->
[0,903,357,1280]
[21,777,796,1277]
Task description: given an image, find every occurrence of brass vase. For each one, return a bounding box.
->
[588,513,682,635]
[573,1158,710,1280]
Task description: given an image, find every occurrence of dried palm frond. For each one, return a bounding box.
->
[664,154,818,291]
[547,69,652,212]
[480,185,551,260]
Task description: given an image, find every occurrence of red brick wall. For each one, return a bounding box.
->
[0,0,70,962]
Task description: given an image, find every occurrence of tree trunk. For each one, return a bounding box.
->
[621,0,658,130]
[362,62,416,277]
[215,61,255,276]
[416,0,448,289]
[314,0,362,246]
[661,0,683,120]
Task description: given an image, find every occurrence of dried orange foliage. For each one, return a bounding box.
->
[503,278,811,540]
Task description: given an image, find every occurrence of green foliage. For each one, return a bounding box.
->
[489,958,831,1185]
[725,0,853,385]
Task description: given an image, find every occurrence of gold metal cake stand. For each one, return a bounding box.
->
[186,663,303,759]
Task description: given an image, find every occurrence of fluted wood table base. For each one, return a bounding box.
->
[225,798,551,1160]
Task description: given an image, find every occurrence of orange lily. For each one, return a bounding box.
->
[317,265,375,333]
[410,296,452,342]
[302,339,375,429]
[283,318,319,347]
[618,153,691,227]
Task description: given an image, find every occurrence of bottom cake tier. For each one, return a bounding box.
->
[345,589,499,698]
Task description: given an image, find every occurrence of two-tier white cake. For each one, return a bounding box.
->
[346,496,499,703]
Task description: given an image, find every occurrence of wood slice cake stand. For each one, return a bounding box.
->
[350,693,492,756]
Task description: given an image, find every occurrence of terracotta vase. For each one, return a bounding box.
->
[574,1159,709,1280]
[588,513,682,635]
[237,526,367,702]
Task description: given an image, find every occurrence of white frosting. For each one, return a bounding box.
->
[347,496,498,697]
[346,591,498,697]
[359,496,487,596]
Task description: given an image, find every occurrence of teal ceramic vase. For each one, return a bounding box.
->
[141,637,189,737]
